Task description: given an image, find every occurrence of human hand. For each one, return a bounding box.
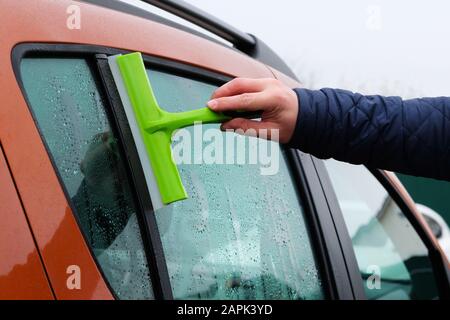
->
[207,78,299,143]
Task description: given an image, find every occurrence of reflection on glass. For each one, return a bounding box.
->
[21,58,154,299]
[324,159,438,300]
[149,69,324,300]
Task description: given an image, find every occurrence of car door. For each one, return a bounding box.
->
[0,143,54,299]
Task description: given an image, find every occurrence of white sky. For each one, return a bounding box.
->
[184,0,450,98]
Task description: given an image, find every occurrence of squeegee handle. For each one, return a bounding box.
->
[222,110,263,120]
[146,108,264,133]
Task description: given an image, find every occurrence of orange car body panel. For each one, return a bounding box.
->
[0,0,445,300]
[0,145,54,299]
[0,0,274,299]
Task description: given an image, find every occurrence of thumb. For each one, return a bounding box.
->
[221,118,280,141]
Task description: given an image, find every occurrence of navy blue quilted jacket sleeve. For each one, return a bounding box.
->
[288,88,450,181]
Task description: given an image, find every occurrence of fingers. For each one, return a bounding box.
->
[220,118,280,141]
[211,78,273,100]
[208,91,277,112]
[206,77,294,143]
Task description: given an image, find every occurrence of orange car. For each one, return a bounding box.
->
[0,0,448,300]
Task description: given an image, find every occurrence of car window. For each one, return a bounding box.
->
[20,57,154,299]
[147,68,325,300]
[324,159,439,300]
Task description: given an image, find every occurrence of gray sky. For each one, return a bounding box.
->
[185,0,450,98]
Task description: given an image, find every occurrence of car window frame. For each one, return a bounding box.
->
[314,156,450,299]
[301,155,364,299]
[13,42,353,300]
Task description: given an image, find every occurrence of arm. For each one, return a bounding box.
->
[207,78,450,181]
[289,88,450,181]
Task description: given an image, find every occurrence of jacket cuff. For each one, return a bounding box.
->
[285,88,314,151]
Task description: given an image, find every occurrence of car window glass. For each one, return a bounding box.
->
[20,57,154,299]
[147,68,325,300]
[324,159,439,300]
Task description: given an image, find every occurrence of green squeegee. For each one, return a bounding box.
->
[108,52,260,208]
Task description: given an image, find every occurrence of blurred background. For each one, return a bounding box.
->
[127,0,450,229]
